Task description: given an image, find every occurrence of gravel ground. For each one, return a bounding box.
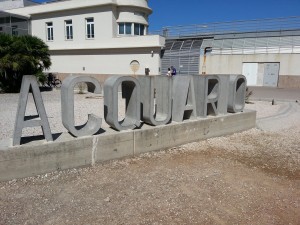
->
[0,90,300,225]
[0,90,111,140]
[0,90,292,140]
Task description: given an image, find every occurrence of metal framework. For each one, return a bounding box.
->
[151,16,300,39]
[0,11,29,35]
[201,35,300,55]
[161,39,202,75]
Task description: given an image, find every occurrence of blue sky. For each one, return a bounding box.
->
[34,0,300,31]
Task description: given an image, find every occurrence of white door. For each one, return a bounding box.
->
[263,63,279,87]
[242,63,258,86]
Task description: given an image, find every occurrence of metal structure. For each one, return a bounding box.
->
[152,16,300,39]
[201,35,300,55]
[161,39,202,75]
[156,16,300,76]
[0,11,29,35]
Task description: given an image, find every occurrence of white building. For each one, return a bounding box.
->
[5,0,165,78]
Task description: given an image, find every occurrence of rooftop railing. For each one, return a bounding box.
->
[150,16,300,38]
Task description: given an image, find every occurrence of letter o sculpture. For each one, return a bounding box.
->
[228,75,247,113]
[104,76,141,131]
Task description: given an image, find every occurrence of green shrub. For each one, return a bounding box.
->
[0,33,51,93]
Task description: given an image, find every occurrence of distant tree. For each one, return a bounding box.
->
[0,33,51,93]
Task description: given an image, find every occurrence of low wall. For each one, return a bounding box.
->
[0,110,256,182]
[278,75,300,88]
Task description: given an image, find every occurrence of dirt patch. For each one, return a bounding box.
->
[0,128,299,225]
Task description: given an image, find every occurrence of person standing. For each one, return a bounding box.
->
[171,66,177,76]
[166,68,172,76]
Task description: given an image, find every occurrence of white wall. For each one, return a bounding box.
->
[49,48,162,75]
[117,7,149,25]
[6,0,152,17]
[31,6,115,46]
[201,54,300,76]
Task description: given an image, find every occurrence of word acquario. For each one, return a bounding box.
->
[13,74,246,145]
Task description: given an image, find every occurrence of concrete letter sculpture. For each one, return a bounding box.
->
[104,76,141,131]
[228,75,246,113]
[61,75,102,137]
[137,76,172,125]
[172,75,197,122]
[12,74,248,146]
[215,75,230,115]
[13,75,53,145]
[193,75,221,118]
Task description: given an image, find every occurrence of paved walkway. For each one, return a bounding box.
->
[247,86,300,131]
[256,102,300,131]
[248,86,300,102]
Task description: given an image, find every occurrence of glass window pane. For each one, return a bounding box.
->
[140,24,144,35]
[125,23,131,34]
[91,24,94,38]
[70,26,73,39]
[47,28,51,40]
[134,23,139,35]
[119,23,124,34]
[87,25,91,38]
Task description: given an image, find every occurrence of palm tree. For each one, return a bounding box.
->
[0,33,51,93]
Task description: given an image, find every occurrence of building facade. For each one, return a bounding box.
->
[5,0,165,77]
[159,17,300,88]
[200,32,300,88]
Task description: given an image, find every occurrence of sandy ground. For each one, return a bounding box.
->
[0,91,300,225]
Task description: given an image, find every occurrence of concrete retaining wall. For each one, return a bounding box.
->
[0,110,256,181]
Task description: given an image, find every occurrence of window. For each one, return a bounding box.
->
[125,23,131,34]
[0,27,3,33]
[118,23,124,34]
[118,22,132,35]
[46,22,53,41]
[86,18,94,39]
[119,23,145,36]
[12,26,18,36]
[65,20,73,40]
[134,23,145,35]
